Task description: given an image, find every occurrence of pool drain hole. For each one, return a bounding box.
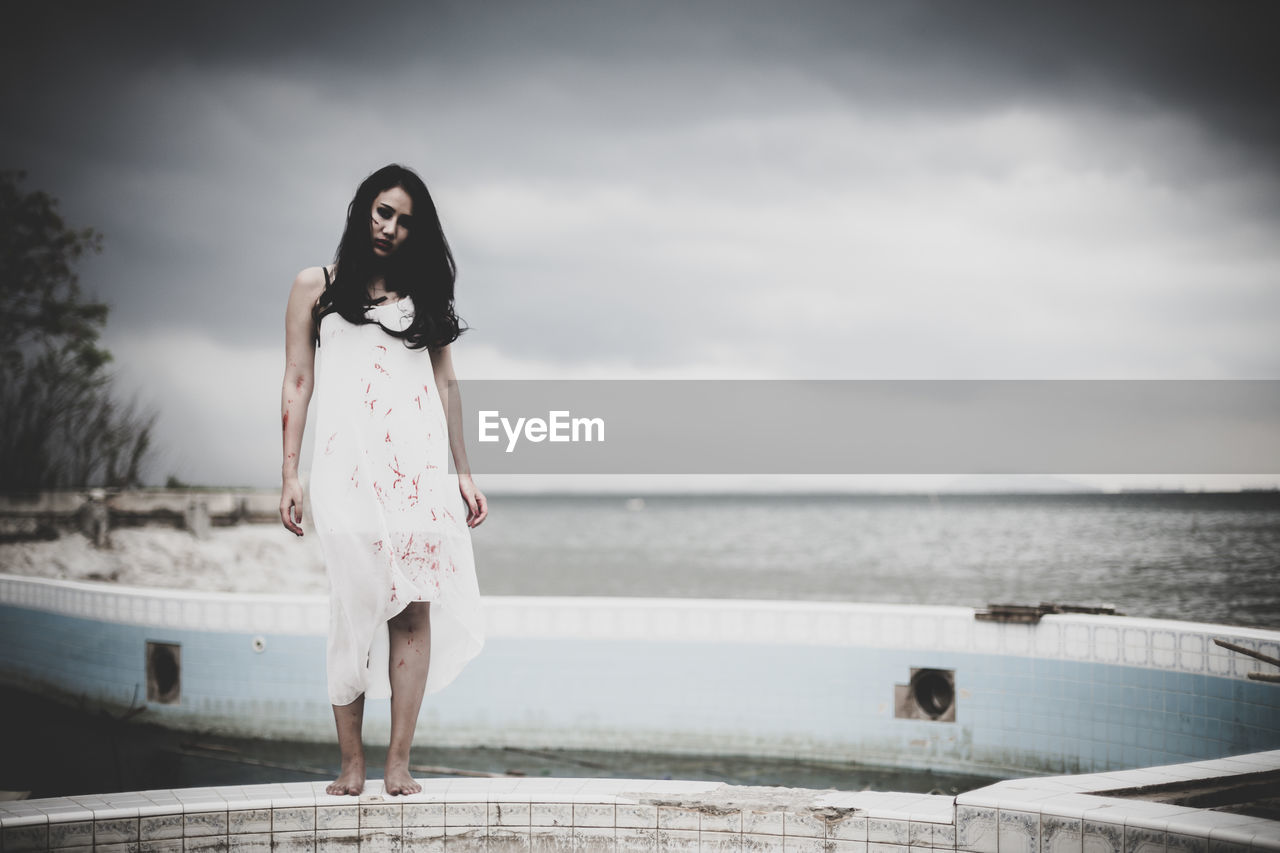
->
[894,667,956,722]
[912,668,955,718]
[146,641,181,704]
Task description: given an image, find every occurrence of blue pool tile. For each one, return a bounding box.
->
[1207,676,1232,700]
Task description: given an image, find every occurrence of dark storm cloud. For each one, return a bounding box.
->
[4,0,1280,485]
[8,0,1280,142]
[4,1,1279,344]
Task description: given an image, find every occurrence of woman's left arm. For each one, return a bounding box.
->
[430,343,488,528]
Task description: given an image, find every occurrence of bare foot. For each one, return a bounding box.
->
[327,759,365,796]
[383,763,421,796]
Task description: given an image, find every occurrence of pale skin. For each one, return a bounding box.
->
[278,186,488,796]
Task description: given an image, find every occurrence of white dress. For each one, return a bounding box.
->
[308,282,485,706]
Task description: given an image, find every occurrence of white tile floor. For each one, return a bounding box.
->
[2,753,1279,852]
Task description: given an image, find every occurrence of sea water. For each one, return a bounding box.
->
[474,492,1280,629]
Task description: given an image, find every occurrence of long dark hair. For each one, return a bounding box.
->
[312,163,466,350]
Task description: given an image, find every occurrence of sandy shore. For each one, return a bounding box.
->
[0,524,329,595]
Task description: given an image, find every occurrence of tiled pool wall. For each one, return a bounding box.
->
[1,574,1278,776]
[2,753,1278,853]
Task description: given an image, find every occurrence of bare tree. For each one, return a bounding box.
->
[0,169,157,491]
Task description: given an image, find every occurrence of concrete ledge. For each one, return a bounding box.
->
[3,752,1278,852]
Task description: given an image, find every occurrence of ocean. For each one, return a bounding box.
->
[472,492,1280,629]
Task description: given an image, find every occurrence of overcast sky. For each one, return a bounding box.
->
[3,0,1278,490]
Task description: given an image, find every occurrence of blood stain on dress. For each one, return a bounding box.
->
[388,531,443,585]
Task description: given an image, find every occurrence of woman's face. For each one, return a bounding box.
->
[370,187,413,257]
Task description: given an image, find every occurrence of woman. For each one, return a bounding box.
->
[278,164,487,797]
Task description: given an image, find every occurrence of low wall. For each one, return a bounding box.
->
[0,489,281,541]
[1,574,1277,777]
[1,753,1278,853]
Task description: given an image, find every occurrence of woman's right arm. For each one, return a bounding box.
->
[279,267,324,536]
